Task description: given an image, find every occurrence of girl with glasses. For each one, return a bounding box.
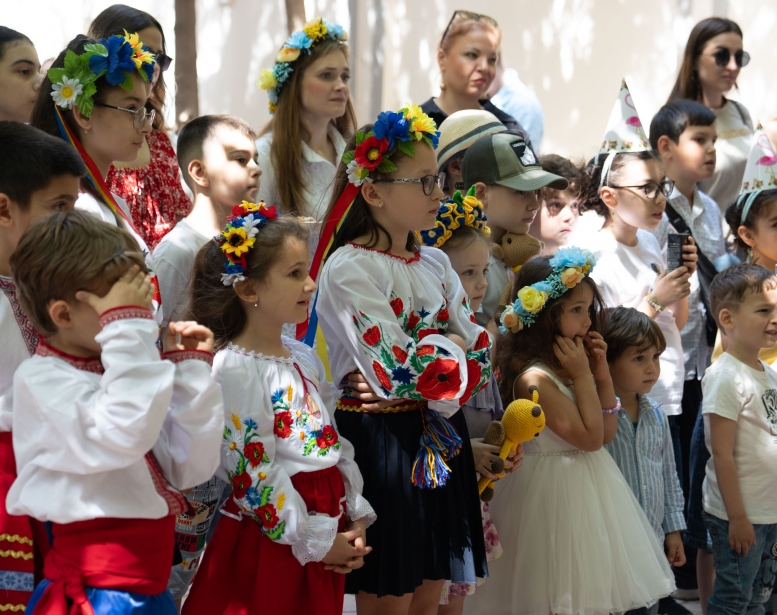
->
[669,17,754,215]
[87,4,192,251]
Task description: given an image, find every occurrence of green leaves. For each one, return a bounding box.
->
[355,130,366,145]
[341,150,355,165]
[84,43,108,57]
[258,485,273,506]
[376,158,397,174]
[265,520,286,540]
[397,139,415,157]
[303,438,316,457]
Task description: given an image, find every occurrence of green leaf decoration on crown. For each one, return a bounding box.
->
[417,185,490,248]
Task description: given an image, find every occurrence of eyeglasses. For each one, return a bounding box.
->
[703,47,750,68]
[155,53,173,72]
[441,10,499,44]
[608,180,675,199]
[373,173,446,196]
[94,103,155,131]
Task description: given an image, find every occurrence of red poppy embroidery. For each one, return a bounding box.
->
[417,345,435,357]
[474,330,490,351]
[407,312,420,329]
[392,345,408,363]
[418,328,438,341]
[274,411,293,439]
[362,326,381,347]
[390,297,404,316]
[373,360,392,391]
[232,471,252,499]
[461,358,483,405]
[255,503,280,530]
[316,424,339,450]
[416,357,462,400]
[244,441,266,468]
[437,308,449,322]
[469,314,477,324]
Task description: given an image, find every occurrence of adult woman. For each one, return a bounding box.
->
[668,17,753,214]
[256,17,356,251]
[88,4,191,250]
[421,11,529,148]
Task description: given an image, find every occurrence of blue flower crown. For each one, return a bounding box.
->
[499,247,596,334]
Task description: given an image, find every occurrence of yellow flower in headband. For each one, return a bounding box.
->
[276,47,301,63]
[241,200,260,212]
[518,286,548,314]
[501,309,523,333]
[257,68,278,90]
[221,226,255,257]
[404,104,436,140]
[269,102,277,114]
[123,30,155,71]
[560,267,584,289]
[304,18,328,41]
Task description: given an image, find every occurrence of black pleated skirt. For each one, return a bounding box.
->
[335,407,488,597]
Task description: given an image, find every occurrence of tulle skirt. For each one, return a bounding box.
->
[465,447,675,615]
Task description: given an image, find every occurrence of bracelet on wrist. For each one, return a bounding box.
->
[645,290,665,313]
[602,396,621,415]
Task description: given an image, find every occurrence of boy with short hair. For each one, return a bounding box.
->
[461,131,568,327]
[701,265,777,615]
[7,210,223,612]
[0,121,85,611]
[603,307,687,598]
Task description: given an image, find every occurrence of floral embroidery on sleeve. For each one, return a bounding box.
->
[271,386,341,457]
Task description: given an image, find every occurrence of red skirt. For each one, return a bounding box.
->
[182,466,346,615]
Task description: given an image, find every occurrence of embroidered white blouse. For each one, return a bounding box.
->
[316,244,493,417]
[6,308,223,523]
[214,337,375,565]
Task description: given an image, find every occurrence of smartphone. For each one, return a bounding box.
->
[667,233,690,272]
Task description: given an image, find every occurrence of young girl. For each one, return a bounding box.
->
[469,250,675,615]
[315,106,492,613]
[0,26,41,123]
[181,207,375,615]
[31,33,163,322]
[419,189,515,614]
[531,154,586,255]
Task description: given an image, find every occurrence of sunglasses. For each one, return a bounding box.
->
[155,52,173,72]
[441,10,499,44]
[703,47,750,68]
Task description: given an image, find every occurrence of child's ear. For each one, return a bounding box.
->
[718,308,734,332]
[48,300,74,330]
[599,186,618,211]
[360,182,384,210]
[656,135,674,159]
[475,182,488,206]
[234,278,260,305]
[0,193,15,229]
[71,106,92,134]
[188,160,209,189]
[737,225,756,249]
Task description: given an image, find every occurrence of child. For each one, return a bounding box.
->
[0,27,41,123]
[31,33,163,322]
[419,189,517,613]
[531,154,587,256]
[154,113,261,601]
[181,208,374,615]
[6,210,223,614]
[0,121,85,612]
[462,131,568,327]
[603,306,687,615]
[469,251,675,615]
[315,106,492,609]
[702,264,777,615]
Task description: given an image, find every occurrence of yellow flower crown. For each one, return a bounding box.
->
[418,185,490,248]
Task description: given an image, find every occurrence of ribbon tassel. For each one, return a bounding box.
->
[411,408,463,489]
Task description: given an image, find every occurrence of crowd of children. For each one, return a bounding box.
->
[0,8,775,615]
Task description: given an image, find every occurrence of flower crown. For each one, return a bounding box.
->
[344,104,440,186]
[47,31,156,117]
[500,247,596,334]
[418,185,490,248]
[216,201,279,286]
[257,17,348,114]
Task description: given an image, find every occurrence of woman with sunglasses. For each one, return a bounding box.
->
[420,11,531,149]
[669,17,754,215]
[87,4,191,250]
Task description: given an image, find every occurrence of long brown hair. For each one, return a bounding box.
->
[668,17,744,103]
[261,39,357,216]
[495,256,606,407]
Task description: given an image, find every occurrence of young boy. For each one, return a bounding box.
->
[7,210,223,613]
[603,307,687,596]
[702,265,777,615]
[532,154,586,255]
[0,121,85,611]
[154,114,259,600]
[461,131,568,327]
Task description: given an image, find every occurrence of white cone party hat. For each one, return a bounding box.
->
[737,124,777,225]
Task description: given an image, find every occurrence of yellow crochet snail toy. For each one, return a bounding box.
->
[477,385,545,501]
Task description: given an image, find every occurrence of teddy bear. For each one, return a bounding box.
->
[492,233,543,324]
[478,385,546,501]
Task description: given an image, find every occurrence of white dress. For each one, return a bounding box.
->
[466,363,674,615]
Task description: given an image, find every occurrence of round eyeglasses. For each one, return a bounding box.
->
[373,173,446,196]
[608,179,675,199]
[94,103,156,131]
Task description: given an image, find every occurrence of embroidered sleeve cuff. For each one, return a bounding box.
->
[346,492,377,528]
[291,513,341,565]
[99,306,154,329]
[163,349,214,366]
[663,512,687,535]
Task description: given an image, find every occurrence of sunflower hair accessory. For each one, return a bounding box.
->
[343,104,440,186]
[500,247,596,333]
[418,185,490,248]
[48,31,156,117]
[216,201,279,286]
[257,17,347,113]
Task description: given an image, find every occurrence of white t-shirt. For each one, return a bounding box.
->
[702,352,777,524]
[153,219,210,327]
[581,229,685,416]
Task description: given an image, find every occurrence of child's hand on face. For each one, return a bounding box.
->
[553,335,591,379]
[682,237,698,276]
[165,321,215,354]
[664,531,686,567]
[471,438,501,480]
[651,267,691,308]
[75,265,153,316]
[728,516,757,556]
[584,332,610,381]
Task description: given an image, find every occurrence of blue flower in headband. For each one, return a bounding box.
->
[285,30,314,50]
[89,36,135,86]
[373,111,411,149]
[549,246,591,271]
[326,22,344,39]
[273,62,293,84]
[418,186,490,248]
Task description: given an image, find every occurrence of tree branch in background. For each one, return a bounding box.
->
[175,0,199,126]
